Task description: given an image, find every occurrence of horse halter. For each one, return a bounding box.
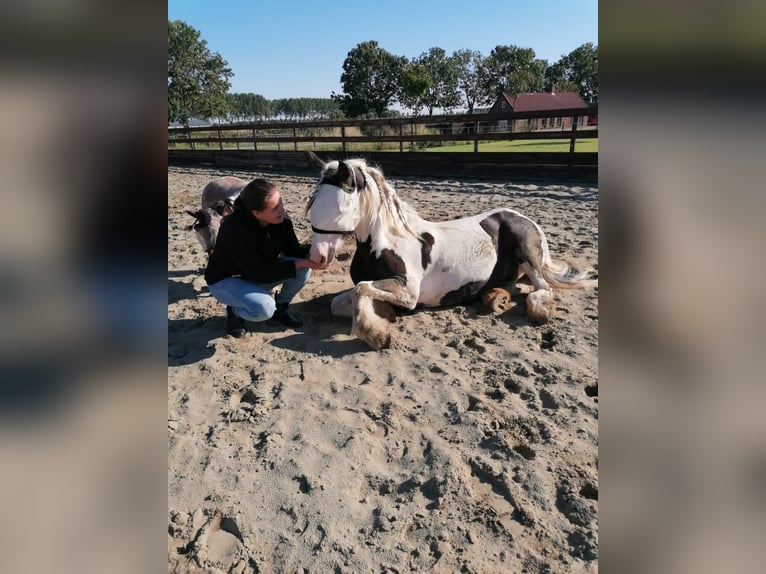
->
[311,225,354,236]
[308,163,365,236]
[306,190,355,235]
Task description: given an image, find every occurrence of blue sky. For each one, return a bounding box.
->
[168,0,597,100]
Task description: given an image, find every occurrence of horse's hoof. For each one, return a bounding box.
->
[527,290,555,324]
[367,332,391,350]
[482,288,512,314]
[353,324,392,350]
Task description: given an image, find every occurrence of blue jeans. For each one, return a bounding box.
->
[207,257,311,322]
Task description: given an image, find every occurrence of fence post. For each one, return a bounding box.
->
[399,124,403,153]
[218,128,223,150]
[252,128,257,151]
[569,116,578,152]
[293,127,298,152]
[342,126,346,153]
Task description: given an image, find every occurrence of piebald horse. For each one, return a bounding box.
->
[305,152,596,349]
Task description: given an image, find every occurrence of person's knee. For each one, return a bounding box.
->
[262,297,277,318]
[240,295,275,321]
[296,267,311,282]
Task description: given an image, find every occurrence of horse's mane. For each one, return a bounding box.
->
[354,161,420,239]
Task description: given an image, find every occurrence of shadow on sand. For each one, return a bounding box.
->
[168,316,218,366]
[168,291,371,365]
[269,332,371,357]
[268,295,372,357]
[168,278,202,304]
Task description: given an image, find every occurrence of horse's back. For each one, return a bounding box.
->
[201,176,246,208]
[435,206,534,226]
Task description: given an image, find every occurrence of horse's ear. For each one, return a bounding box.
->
[185,210,199,231]
[186,210,203,227]
[307,151,326,170]
[185,209,211,229]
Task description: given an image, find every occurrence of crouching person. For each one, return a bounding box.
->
[204,178,328,337]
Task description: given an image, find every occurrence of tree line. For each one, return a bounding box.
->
[168,20,597,127]
[224,94,343,122]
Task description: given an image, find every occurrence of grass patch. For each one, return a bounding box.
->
[171,140,598,153]
[169,132,597,153]
[422,139,598,152]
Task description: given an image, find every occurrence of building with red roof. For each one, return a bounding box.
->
[489,86,590,131]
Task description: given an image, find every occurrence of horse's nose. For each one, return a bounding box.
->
[318,255,327,265]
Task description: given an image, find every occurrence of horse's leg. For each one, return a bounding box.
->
[354,278,419,309]
[520,262,556,324]
[350,279,418,349]
[351,289,394,350]
[332,288,397,320]
[330,289,354,318]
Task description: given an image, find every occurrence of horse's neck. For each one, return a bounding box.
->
[354,187,424,244]
[353,214,379,243]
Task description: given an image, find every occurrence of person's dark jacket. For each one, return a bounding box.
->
[204,208,310,286]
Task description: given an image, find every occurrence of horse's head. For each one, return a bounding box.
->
[305,152,367,265]
[186,207,223,256]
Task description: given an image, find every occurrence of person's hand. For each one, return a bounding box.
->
[295,258,329,271]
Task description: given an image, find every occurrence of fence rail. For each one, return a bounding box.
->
[168,105,598,180]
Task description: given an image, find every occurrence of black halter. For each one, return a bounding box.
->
[311,225,354,236]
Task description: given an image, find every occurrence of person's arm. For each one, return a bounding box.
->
[217,224,297,283]
[280,217,312,258]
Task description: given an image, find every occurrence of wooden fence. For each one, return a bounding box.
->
[168,105,597,181]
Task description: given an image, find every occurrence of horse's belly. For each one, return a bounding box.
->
[416,230,498,306]
[417,263,494,306]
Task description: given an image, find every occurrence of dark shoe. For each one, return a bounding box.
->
[272,303,303,328]
[226,306,246,338]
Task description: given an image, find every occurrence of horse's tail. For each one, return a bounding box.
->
[541,256,598,289]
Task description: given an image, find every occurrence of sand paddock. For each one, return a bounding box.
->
[168,165,598,573]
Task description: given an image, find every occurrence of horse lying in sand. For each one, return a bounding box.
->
[186,176,247,256]
[305,152,596,350]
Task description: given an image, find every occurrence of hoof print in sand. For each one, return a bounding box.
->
[170,509,250,572]
[227,386,268,422]
[539,330,557,350]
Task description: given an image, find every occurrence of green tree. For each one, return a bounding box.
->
[546,43,598,103]
[414,48,462,115]
[333,41,405,117]
[453,49,490,113]
[483,45,547,98]
[168,20,233,126]
[225,93,272,122]
[399,62,433,115]
[543,62,579,94]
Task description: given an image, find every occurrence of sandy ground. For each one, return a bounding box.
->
[168,164,598,573]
